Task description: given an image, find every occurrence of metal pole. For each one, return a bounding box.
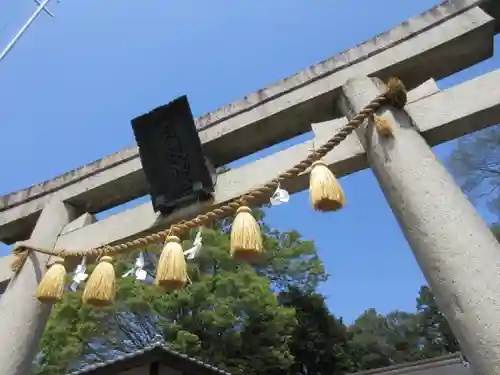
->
[0,0,52,62]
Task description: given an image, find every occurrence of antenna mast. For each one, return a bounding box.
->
[0,0,55,62]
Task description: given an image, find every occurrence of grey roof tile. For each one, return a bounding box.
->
[66,338,232,375]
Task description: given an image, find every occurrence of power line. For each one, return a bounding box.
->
[0,0,56,62]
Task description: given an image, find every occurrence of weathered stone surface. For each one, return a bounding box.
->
[349,353,472,375]
[0,200,77,375]
[0,212,97,293]
[340,76,500,375]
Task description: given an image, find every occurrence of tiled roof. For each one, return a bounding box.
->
[66,338,232,375]
[67,338,470,375]
[348,353,472,375]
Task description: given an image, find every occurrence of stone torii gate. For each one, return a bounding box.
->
[1,0,500,374]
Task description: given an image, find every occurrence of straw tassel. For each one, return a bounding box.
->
[82,256,116,307]
[309,160,345,212]
[373,114,393,137]
[230,206,263,262]
[36,259,66,304]
[155,236,188,292]
[11,242,31,275]
[11,251,29,275]
[386,77,407,109]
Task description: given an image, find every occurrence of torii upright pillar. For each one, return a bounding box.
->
[339,76,500,375]
[0,199,77,375]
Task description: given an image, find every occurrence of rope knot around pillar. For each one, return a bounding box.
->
[385,77,407,109]
[11,244,31,274]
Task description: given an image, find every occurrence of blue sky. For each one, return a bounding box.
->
[0,0,498,323]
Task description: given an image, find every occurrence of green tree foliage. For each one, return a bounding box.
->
[35,211,329,375]
[347,287,461,371]
[447,125,500,241]
[278,287,355,375]
[35,206,462,375]
[491,224,500,242]
[416,286,460,356]
[448,126,500,213]
[348,309,422,370]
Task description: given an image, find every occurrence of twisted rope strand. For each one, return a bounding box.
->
[11,79,406,272]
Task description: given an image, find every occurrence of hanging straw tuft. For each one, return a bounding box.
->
[155,236,188,292]
[386,77,407,109]
[36,258,66,304]
[309,160,345,212]
[373,114,393,137]
[230,206,263,262]
[82,255,116,307]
